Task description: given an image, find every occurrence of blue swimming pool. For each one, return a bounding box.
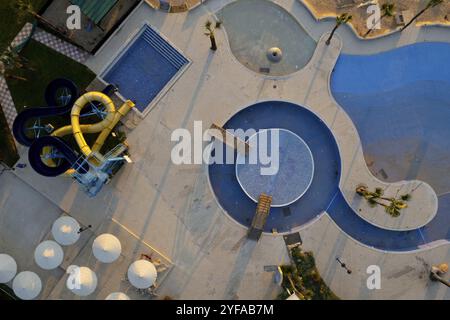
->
[207,100,448,251]
[209,101,341,233]
[208,43,450,251]
[103,25,189,113]
[330,42,450,251]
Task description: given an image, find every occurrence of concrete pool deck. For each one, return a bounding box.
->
[1,0,450,299]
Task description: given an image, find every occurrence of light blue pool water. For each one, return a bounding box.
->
[103,25,189,112]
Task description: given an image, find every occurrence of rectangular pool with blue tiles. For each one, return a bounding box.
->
[103,25,189,113]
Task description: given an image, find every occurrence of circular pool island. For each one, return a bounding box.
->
[236,129,314,207]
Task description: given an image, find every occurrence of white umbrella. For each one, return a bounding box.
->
[92,234,122,263]
[12,271,42,300]
[34,240,64,270]
[66,266,97,297]
[127,260,157,289]
[105,292,130,300]
[0,254,17,283]
[52,216,80,246]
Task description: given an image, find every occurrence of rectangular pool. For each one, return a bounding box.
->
[102,24,190,114]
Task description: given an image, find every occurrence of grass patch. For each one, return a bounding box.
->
[7,40,96,112]
[0,0,48,52]
[0,106,19,167]
[4,39,98,162]
[7,40,127,156]
[278,247,339,300]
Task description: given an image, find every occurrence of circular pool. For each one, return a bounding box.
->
[236,129,314,207]
[208,101,341,233]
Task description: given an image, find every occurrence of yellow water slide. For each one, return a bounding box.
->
[43,91,134,173]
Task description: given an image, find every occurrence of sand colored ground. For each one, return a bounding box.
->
[302,0,450,38]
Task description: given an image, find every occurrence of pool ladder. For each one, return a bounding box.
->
[142,27,189,70]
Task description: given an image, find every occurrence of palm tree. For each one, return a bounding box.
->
[204,20,218,51]
[0,46,34,81]
[326,13,352,46]
[364,3,396,38]
[14,0,65,36]
[356,185,411,217]
[14,0,50,25]
[401,0,444,31]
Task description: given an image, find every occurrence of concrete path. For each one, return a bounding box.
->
[32,28,90,64]
[1,0,449,299]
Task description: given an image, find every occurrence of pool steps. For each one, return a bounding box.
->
[142,27,189,70]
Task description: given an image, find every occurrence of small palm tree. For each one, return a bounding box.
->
[402,0,444,31]
[326,13,352,46]
[205,20,220,51]
[356,185,411,217]
[14,0,49,24]
[364,3,396,38]
[14,0,63,35]
[0,46,34,81]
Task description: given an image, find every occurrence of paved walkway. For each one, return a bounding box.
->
[0,23,90,130]
[1,0,449,299]
[0,77,17,128]
[0,23,35,129]
[32,28,90,64]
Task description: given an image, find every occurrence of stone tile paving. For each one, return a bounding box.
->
[32,28,91,64]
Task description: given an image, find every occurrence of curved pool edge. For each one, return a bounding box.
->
[205,34,440,250]
[200,7,441,250]
[319,34,439,232]
[298,0,450,46]
[319,211,450,255]
[215,0,317,78]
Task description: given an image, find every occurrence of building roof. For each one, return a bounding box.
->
[70,0,118,24]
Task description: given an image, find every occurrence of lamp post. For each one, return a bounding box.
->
[77,225,92,234]
[336,257,352,274]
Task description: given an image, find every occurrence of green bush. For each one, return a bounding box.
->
[278,247,339,300]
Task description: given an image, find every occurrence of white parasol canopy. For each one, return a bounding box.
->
[127,260,157,289]
[52,216,80,246]
[0,254,17,283]
[92,234,121,263]
[66,266,97,297]
[34,240,64,270]
[105,292,131,300]
[12,271,42,300]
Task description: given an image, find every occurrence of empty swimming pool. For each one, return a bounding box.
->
[217,0,316,76]
[102,25,190,113]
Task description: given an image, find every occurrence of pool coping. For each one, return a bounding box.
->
[98,22,192,118]
[321,35,439,232]
[215,0,318,79]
